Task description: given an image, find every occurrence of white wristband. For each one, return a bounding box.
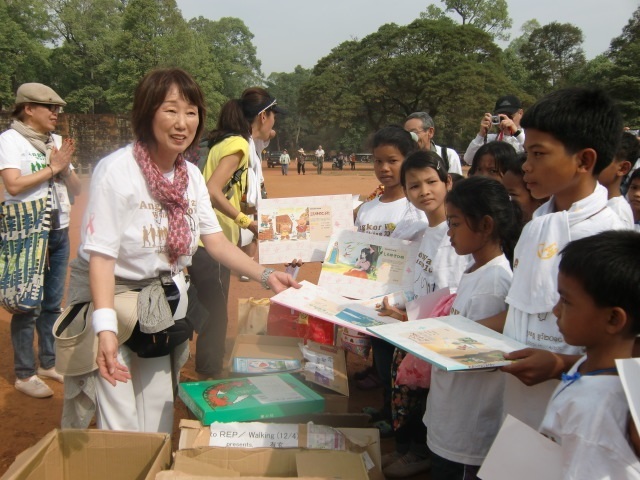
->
[92,308,118,335]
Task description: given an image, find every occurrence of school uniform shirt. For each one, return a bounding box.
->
[356,196,428,242]
[0,129,73,229]
[79,144,222,280]
[425,254,512,466]
[502,185,625,429]
[607,195,634,229]
[539,356,640,479]
[413,221,470,297]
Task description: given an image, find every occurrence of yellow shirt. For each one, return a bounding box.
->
[201,135,249,245]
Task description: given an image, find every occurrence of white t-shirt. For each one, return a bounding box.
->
[78,145,222,280]
[607,195,634,229]
[356,196,428,242]
[434,144,462,175]
[315,148,324,159]
[0,129,73,228]
[463,131,525,166]
[425,254,512,466]
[539,356,640,479]
[413,221,470,296]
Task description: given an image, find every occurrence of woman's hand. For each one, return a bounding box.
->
[50,138,75,176]
[96,331,131,386]
[267,270,300,294]
[377,296,407,321]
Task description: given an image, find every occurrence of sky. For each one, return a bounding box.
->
[176,0,638,76]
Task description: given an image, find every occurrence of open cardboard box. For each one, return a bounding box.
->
[175,419,383,480]
[228,335,349,413]
[1,429,171,480]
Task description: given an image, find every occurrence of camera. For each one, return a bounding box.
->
[49,209,60,230]
[491,115,501,125]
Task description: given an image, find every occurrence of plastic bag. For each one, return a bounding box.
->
[267,302,335,345]
[238,297,271,335]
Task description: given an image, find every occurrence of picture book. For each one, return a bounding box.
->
[258,194,354,264]
[367,315,528,371]
[318,230,418,299]
[269,280,406,335]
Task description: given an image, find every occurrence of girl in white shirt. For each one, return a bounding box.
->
[426,176,522,480]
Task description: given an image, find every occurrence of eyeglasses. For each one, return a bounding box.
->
[37,104,63,114]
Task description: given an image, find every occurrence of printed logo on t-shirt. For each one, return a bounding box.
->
[537,242,558,260]
[28,152,46,173]
[139,199,198,255]
[357,222,396,237]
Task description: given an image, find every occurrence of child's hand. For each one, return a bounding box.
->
[500,348,568,386]
[377,296,407,321]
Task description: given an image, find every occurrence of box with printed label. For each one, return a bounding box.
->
[178,373,324,425]
[229,335,349,413]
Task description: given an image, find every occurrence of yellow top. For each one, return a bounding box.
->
[201,135,249,246]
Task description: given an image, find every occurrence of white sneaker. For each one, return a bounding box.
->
[37,367,64,384]
[15,375,54,398]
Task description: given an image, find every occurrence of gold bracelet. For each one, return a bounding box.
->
[234,213,252,229]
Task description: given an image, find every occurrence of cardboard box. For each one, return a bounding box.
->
[178,373,324,425]
[1,429,171,480]
[175,420,382,480]
[229,335,349,413]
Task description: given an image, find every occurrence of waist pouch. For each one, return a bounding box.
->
[125,279,204,358]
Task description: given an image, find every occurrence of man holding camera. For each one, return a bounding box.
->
[463,94,525,166]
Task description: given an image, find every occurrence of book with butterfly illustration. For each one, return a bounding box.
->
[367,315,528,371]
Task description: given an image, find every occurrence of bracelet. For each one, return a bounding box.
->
[48,165,54,179]
[234,212,252,229]
[261,268,275,290]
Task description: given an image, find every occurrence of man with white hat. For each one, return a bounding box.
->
[296,148,306,175]
[0,83,81,398]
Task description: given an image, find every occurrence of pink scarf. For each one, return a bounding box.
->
[133,141,192,266]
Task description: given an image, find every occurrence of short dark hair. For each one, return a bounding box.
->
[628,167,640,185]
[520,87,623,175]
[502,152,527,177]
[616,131,640,164]
[446,176,523,265]
[468,141,518,177]
[559,230,640,335]
[132,68,206,151]
[371,125,418,158]
[400,150,448,188]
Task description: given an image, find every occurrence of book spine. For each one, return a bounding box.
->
[178,384,205,422]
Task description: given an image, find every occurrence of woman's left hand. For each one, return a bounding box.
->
[267,271,301,294]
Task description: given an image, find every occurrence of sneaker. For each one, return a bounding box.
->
[37,367,64,384]
[383,452,431,478]
[381,451,404,468]
[239,275,250,282]
[15,375,53,398]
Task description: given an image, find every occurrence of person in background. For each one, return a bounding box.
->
[404,112,462,175]
[350,152,357,170]
[297,148,306,175]
[626,168,640,229]
[65,68,298,433]
[501,152,545,223]
[539,231,640,479]
[463,95,525,166]
[279,149,290,176]
[189,86,285,379]
[0,83,81,398]
[598,131,637,228]
[315,145,324,174]
[467,141,518,183]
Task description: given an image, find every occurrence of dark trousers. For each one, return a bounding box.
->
[298,162,305,174]
[371,336,395,420]
[430,453,481,480]
[187,246,230,376]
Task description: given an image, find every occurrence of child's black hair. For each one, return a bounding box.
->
[449,172,465,185]
[468,141,518,177]
[520,87,623,175]
[446,176,523,265]
[559,230,640,335]
[629,167,640,185]
[502,152,526,177]
[617,131,640,164]
[371,125,418,158]
[400,150,448,188]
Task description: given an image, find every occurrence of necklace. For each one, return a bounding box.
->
[553,366,618,399]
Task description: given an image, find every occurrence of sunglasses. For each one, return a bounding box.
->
[37,104,63,114]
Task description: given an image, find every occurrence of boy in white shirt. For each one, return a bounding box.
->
[539,230,640,479]
[490,87,626,429]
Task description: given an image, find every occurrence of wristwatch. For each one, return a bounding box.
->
[261,268,275,290]
[513,129,522,137]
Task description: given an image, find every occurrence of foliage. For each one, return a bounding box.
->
[421,0,512,41]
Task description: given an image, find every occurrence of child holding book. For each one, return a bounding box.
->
[425,176,522,480]
[498,87,626,429]
[380,150,471,478]
[539,230,640,479]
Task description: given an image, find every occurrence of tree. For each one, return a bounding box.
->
[501,19,541,95]
[606,6,640,126]
[421,0,512,41]
[300,19,519,151]
[520,22,586,96]
[189,16,262,100]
